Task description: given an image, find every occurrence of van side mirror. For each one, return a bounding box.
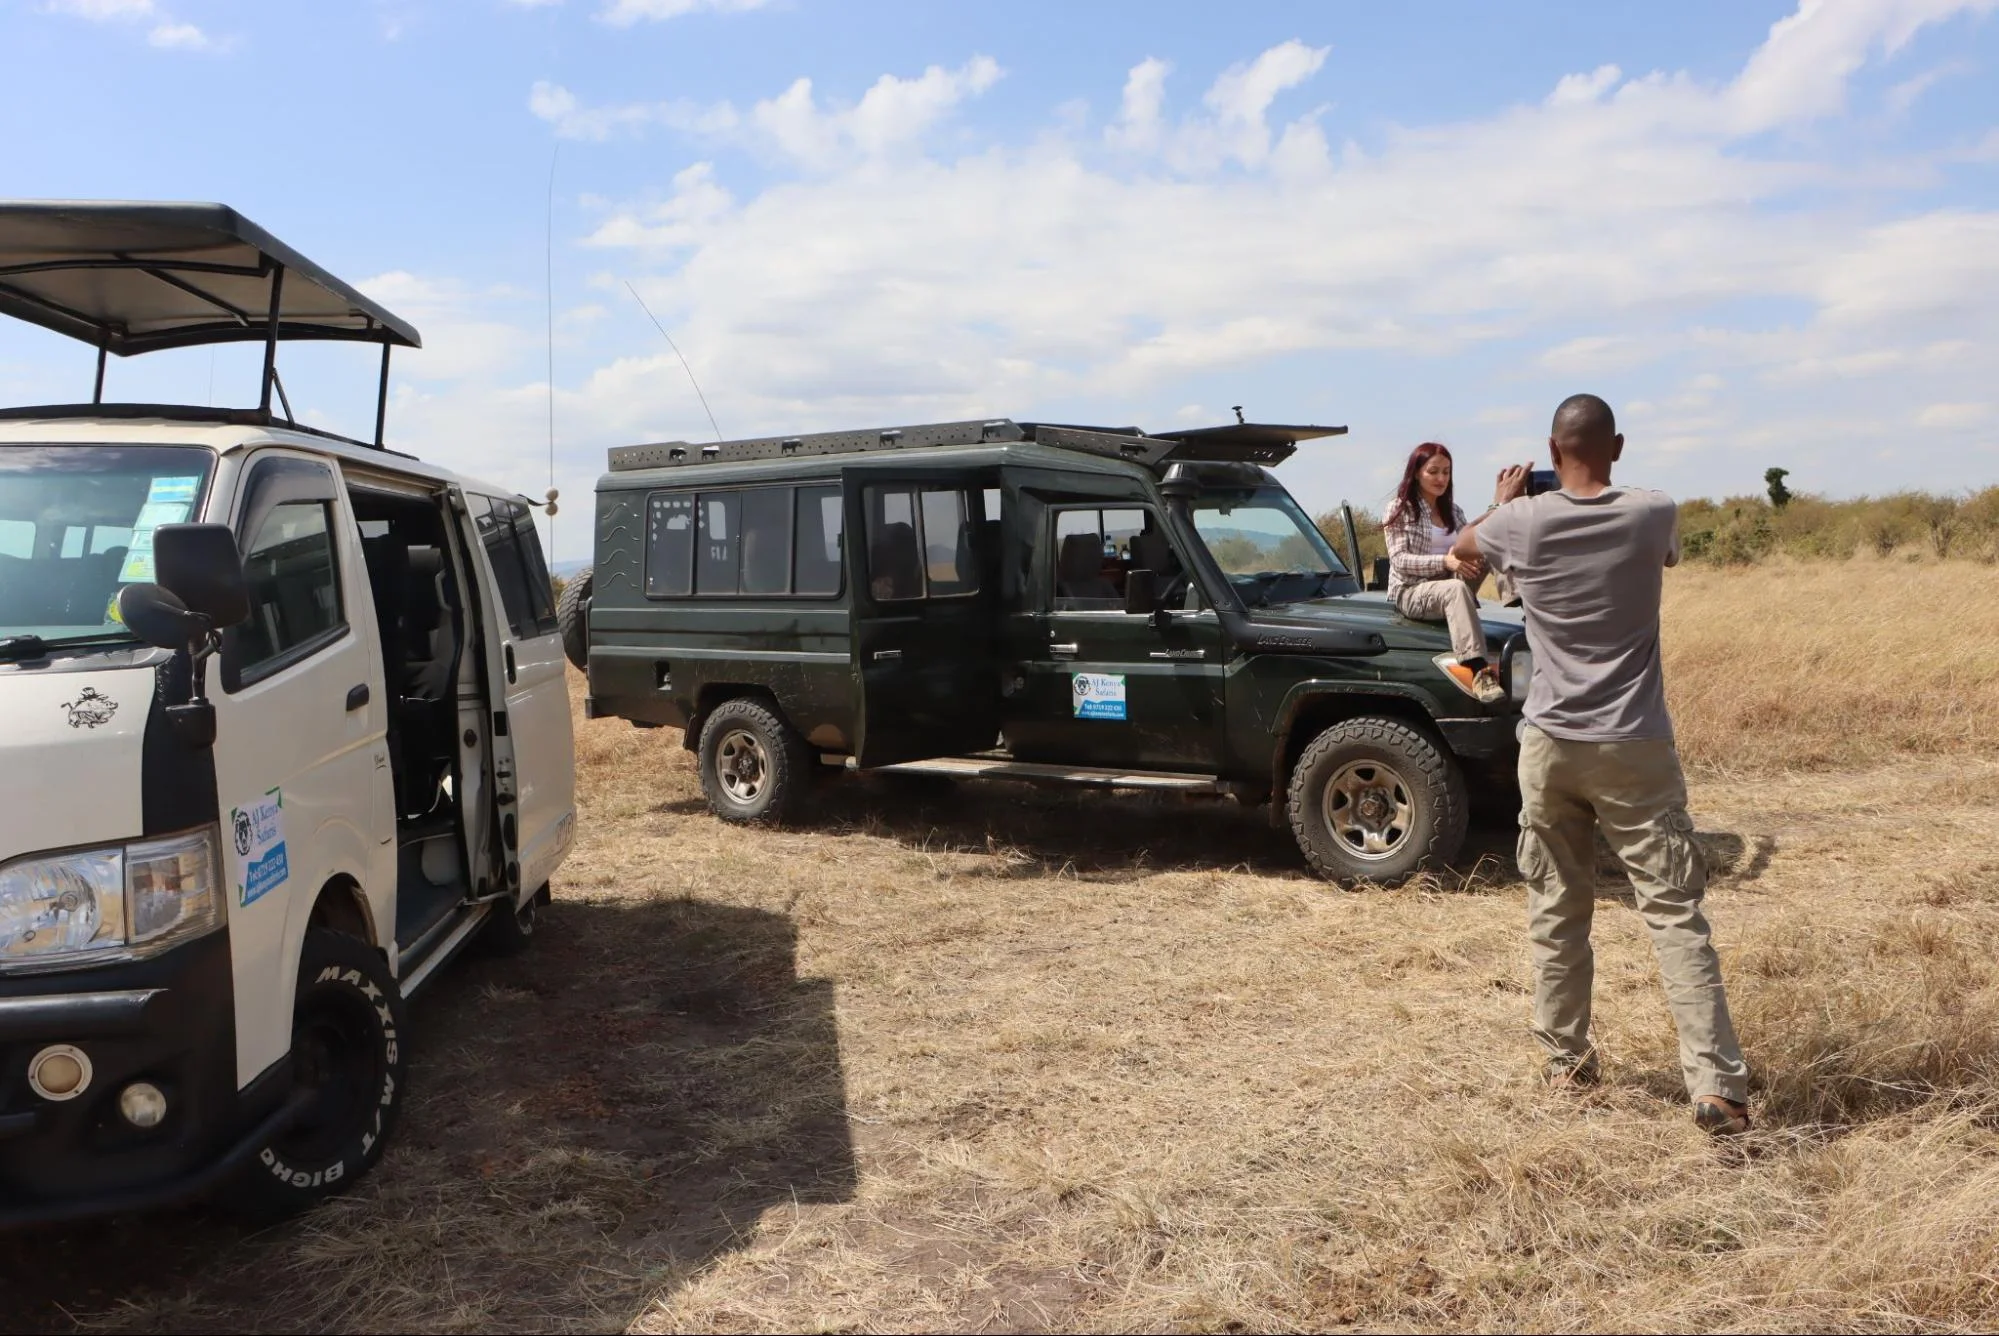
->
[154,524,250,628]
[1124,570,1158,617]
[118,584,210,652]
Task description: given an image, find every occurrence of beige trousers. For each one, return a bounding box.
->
[1394,577,1487,663]
[1517,724,1750,1102]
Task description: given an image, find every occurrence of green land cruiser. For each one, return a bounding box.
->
[566,418,1529,884]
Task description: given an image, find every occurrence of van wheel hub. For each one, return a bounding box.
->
[1324,760,1413,860]
[716,729,771,804]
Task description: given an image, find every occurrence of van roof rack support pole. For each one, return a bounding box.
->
[374,341,391,448]
[257,262,285,415]
[91,345,106,404]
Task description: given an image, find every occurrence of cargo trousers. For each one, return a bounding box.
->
[1516,724,1749,1103]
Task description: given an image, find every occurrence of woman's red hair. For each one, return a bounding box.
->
[1392,442,1457,530]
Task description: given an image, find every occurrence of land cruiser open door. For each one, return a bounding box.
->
[847,473,1000,765]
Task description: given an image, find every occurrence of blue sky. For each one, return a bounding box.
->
[2,0,1996,563]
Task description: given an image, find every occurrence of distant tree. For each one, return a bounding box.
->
[1765,467,1792,510]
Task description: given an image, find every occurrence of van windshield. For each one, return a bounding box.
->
[1189,485,1350,607]
[0,446,216,646]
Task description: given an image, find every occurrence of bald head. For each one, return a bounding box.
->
[1548,393,1623,490]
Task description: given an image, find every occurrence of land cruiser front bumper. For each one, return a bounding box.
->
[0,931,295,1227]
[1436,715,1523,761]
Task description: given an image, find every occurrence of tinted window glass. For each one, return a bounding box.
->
[1052,507,1154,611]
[920,488,977,595]
[793,485,843,596]
[646,493,695,597]
[237,501,342,671]
[697,491,741,595]
[474,495,534,637]
[740,487,792,595]
[509,504,560,635]
[865,486,922,601]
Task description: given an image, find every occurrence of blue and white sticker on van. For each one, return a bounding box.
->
[1072,672,1127,721]
[231,788,289,907]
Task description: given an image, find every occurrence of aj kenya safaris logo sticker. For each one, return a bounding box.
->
[62,687,118,730]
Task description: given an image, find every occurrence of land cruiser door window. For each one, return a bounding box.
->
[1007,503,1224,773]
[848,476,999,765]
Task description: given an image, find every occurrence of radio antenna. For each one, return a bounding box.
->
[545,143,559,561]
[624,278,723,443]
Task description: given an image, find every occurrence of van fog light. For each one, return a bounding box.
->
[27,1045,91,1101]
[119,1082,168,1128]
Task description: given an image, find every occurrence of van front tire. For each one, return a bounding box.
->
[221,930,409,1222]
[1287,717,1467,886]
[698,698,810,824]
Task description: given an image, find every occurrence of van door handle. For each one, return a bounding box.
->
[1049,642,1079,659]
[504,643,517,684]
[345,684,370,711]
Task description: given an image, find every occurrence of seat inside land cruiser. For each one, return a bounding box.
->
[870,520,922,600]
[1057,531,1118,602]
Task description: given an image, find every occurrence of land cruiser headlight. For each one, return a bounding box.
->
[0,828,219,969]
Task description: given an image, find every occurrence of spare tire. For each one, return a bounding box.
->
[557,565,592,671]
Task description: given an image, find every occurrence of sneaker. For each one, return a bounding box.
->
[1544,1054,1600,1090]
[1445,662,1507,704]
[1694,1096,1751,1137]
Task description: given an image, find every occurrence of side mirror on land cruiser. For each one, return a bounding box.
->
[1124,570,1158,617]
[115,525,248,749]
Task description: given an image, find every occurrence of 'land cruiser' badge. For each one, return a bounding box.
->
[1072,672,1127,721]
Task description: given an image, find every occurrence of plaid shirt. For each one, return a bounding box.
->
[1383,498,1472,602]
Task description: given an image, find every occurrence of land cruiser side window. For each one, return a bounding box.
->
[793,485,843,596]
[235,500,343,679]
[1051,507,1152,611]
[865,485,978,602]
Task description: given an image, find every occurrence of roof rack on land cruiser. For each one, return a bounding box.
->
[605,418,1347,474]
[0,200,422,449]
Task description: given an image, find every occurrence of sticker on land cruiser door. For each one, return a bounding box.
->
[1072,673,1127,720]
[231,789,289,907]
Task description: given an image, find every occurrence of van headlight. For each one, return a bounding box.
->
[0,828,220,970]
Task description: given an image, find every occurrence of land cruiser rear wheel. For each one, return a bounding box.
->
[1287,717,1467,886]
[698,698,811,824]
[221,930,408,1221]
[557,565,592,671]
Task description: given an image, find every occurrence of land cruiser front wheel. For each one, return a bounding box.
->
[1287,717,1467,886]
[221,930,409,1221]
[698,698,811,824]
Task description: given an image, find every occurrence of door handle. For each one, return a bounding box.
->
[504,643,517,684]
[1049,642,1079,659]
[872,648,903,662]
[345,683,370,712]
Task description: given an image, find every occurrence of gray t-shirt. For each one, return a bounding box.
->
[1474,487,1679,742]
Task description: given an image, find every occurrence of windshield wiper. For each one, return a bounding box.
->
[0,632,136,661]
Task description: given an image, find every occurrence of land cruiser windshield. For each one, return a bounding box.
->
[0,446,215,650]
[1190,485,1350,607]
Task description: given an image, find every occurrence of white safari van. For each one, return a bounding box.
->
[0,203,575,1223]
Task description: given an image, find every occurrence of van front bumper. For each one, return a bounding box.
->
[0,931,295,1228]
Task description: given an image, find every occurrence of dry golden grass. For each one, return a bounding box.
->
[7,561,1999,1334]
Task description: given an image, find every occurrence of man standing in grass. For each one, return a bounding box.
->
[1450,394,1752,1136]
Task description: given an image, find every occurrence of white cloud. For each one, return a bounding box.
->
[147,20,211,49]
[392,3,1999,512]
[598,0,771,25]
[1915,401,1991,428]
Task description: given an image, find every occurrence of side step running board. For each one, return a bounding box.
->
[851,754,1223,792]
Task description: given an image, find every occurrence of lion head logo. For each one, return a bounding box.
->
[62,687,118,730]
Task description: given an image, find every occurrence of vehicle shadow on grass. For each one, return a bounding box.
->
[0,897,855,1334]
[803,775,1776,899]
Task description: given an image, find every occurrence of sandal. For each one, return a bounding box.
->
[1694,1095,1751,1137]
[1544,1054,1600,1090]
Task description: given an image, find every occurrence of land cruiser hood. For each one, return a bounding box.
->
[0,664,152,864]
[1243,591,1524,654]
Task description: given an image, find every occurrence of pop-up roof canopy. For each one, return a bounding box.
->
[0,200,421,445]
